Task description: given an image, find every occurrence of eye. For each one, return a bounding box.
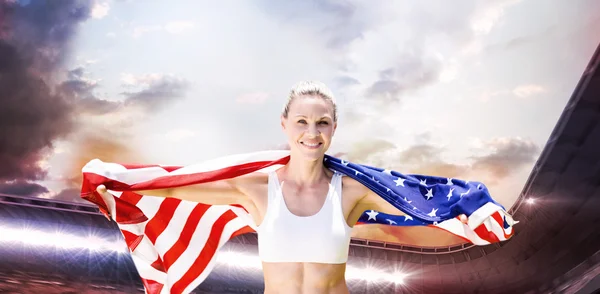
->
[297,119,307,124]
[318,121,329,125]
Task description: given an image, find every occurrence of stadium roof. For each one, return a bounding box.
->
[1,41,599,294]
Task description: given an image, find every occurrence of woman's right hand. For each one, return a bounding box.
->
[96,184,108,195]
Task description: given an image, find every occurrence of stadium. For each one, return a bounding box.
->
[1,38,599,294]
[1,1,600,293]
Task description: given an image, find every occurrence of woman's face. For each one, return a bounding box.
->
[281,95,337,161]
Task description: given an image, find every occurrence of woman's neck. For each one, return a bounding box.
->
[283,151,327,185]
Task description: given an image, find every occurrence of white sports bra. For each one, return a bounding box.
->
[257,171,352,264]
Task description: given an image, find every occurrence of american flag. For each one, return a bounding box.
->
[81,150,517,294]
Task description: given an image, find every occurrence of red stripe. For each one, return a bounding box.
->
[129,157,289,191]
[121,230,143,252]
[119,191,143,206]
[474,223,500,244]
[145,198,182,244]
[151,256,166,273]
[121,163,182,172]
[171,210,238,293]
[491,211,513,239]
[162,203,211,271]
[140,278,164,294]
[114,196,148,224]
[230,225,254,238]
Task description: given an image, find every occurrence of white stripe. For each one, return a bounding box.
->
[119,223,146,237]
[98,191,117,220]
[164,206,231,288]
[467,202,503,230]
[130,235,160,264]
[434,219,466,238]
[131,247,167,284]
[181,215,250,294]
[82,160,170,185]
[136,196,167,220]
[153,201,198,257]
[464,226,490,245]
[435,219,489,245]
[230,205,257,230]
[488,216,509,241]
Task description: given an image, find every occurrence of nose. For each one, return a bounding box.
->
[307,124,320,137]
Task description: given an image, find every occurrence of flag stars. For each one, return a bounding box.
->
[366,210,378,221]
[420,179,427,186]
[427,208,438,217]
[425,188,433,200]
[447,188,454,201]
[446,178,454,185]
[404,215,413,221]
[386,219,397,225]
[383,169,393,176]
[341,159,349,166]
[394,177,406,187]
[460,189,470,198]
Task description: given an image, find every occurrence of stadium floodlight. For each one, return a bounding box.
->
[0,225,127,254]
[0,224,408,285]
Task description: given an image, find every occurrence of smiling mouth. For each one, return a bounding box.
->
[300,142,323,149]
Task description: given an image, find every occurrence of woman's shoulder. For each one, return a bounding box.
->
[340,174,369,194]
[231,171,270,186]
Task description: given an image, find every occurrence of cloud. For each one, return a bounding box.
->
[132,21,195,38]
[344,136,539,183]
[132,25,162,38]
[0,180,49,197]
[333,76,360,87]
[235,92,270,104]
[47,187,83,203]
[164,21,195,34]
[164,129,196,142]
[513,84,546,98]
[254,0,372,49]
[0,0,190,204]
[120,73,190,111]
[90,1,109,19]
[0,0,92,181]
[366,55,441,103]
[470,137,540,179]
[469,0,522,35]
[0,180,84,203]
[57,66,121,115]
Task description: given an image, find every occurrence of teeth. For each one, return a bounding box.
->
[303,142,319,147]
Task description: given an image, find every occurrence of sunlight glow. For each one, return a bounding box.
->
[0,225,127,253]
[0,224,408,285]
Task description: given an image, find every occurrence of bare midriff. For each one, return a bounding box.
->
[262,262,349,294]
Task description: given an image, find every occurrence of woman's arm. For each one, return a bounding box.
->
[353,185,468,223]
[96,175,258,206]
[355,189,406,216]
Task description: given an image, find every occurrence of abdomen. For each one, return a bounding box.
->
[262,262,349,294]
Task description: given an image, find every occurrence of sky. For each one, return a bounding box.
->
[1,0,599,245]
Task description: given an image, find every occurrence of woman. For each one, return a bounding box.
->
[97,81,466,294]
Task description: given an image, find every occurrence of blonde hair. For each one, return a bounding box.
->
[282,81,338,122]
